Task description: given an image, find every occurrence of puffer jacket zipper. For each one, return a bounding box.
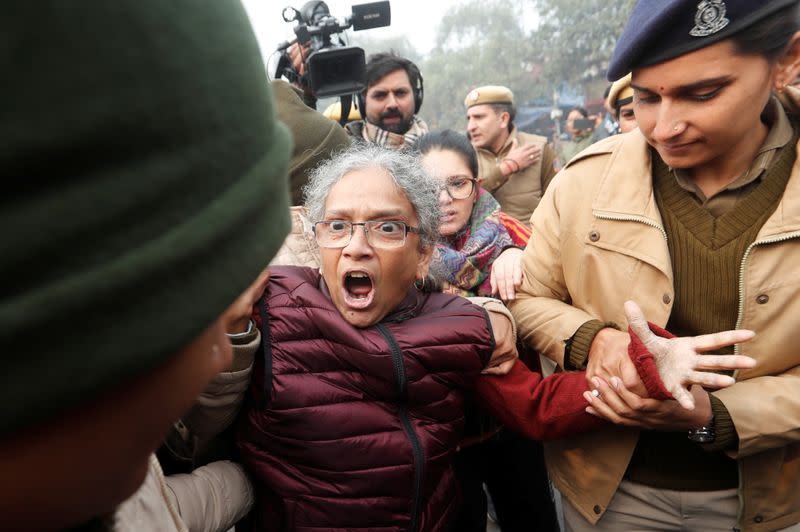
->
[376,323,424,532]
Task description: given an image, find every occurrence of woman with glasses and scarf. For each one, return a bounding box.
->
[418,130,531,303]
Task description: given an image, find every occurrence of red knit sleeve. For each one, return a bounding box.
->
[474,361,605,441]
[475,321,677,441]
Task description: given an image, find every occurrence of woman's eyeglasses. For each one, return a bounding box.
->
[438,176,476,200]
[313,220,421,249]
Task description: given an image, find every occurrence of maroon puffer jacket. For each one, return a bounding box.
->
[239,266,494,531]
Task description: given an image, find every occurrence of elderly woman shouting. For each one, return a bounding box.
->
[237,144,755,532]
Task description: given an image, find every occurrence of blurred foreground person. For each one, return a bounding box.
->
[465,86,558,226]
[512,1,800,530]
[272,79,351,205]
[0,1,291,530]
[237,144,754,531]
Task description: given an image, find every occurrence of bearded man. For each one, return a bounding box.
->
[345,52,428,150]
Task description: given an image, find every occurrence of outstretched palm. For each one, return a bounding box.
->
[624,300,756,409]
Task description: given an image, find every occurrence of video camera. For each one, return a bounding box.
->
[274,1,391,99]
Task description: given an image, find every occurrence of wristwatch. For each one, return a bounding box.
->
[687,414,716,443]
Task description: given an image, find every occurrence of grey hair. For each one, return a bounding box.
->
[303,143,441,248]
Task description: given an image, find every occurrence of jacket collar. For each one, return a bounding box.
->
[564,129,660,222]
[495,126,519,155]
[569,110,800,239]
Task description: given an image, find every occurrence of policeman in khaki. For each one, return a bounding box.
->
[465,85,558,226]
[511,0,800,531]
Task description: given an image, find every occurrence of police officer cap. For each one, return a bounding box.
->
[464,85,514,108]
[608,0,799,81]
[607,73,633,111]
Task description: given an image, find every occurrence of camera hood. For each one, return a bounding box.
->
[307,46,366,98]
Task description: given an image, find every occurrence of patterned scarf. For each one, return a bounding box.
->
[434,188,513,297]
[362,115,429,149]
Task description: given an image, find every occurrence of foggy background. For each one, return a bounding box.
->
[242,0,635,132]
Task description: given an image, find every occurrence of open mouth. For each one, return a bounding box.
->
[342,270,375,309]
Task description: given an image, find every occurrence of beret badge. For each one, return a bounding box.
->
[690,0,730,37]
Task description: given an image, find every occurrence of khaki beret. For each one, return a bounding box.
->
[606,73,633,110]
[465,85,514,108]
[323,100,362,122]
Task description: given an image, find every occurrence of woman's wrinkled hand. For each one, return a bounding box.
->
[490,247,524,301]
[483,309,518,375]
[623,300,756,409]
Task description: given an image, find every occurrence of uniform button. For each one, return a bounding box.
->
[756,294,769,304]
[754,515,764,523]
[589,230,600,242]
[593,505,602,515]
[662,293,671,304]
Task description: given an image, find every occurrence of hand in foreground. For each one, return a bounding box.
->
[623,300,756,409]
[288,42,311,77]
[490,248,524,301]
[506,139,542,173]
[587,327,646,396]
[483,309,518,375]
[584,379,713,431]
[221,269,271,334]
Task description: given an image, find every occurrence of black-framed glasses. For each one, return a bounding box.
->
[438,175,476,200]
[313,220,421,249]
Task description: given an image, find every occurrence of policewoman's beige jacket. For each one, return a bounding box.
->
[511,92,800,531]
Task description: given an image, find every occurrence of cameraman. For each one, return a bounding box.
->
[557,106,597,166]
[345,52,429,150]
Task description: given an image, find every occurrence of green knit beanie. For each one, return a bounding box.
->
[0,1,291,434]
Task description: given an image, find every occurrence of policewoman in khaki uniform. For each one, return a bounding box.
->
[606,73,638,134]
[511,1,800,530]
[465,86,557,227]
